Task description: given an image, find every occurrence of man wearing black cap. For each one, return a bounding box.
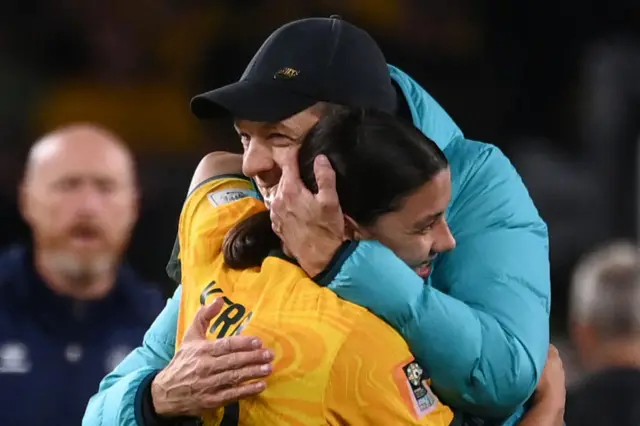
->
[189,15,397,122]
[84,16,550,426]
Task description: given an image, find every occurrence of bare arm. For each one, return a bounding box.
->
[188,152,244,192]
[167,152,245,283]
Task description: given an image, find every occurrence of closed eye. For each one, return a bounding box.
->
[267,133,291,139]
[267,133,296,147]
[412,224,434,235]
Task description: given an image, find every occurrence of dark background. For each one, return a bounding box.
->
[1,0,638,358]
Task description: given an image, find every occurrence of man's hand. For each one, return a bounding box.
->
[151,298,274,417]
[520,344,565,426]
[534,344,566,414]
[270,151,345,277]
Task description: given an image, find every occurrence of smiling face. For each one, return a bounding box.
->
[235,106,455,278]
[235,105,325,208]
[352,168,455,278]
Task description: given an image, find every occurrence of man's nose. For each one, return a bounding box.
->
[75,185,103,216]
[242,141,276,179]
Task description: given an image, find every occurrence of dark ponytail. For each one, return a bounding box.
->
[223,210,279,269]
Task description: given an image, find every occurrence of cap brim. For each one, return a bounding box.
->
[190,80,318,122]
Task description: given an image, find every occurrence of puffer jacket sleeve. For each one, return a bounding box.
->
[327,141,550,419]
[82,286,182,426]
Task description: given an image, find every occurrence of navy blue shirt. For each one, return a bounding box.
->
[0,245,165,426]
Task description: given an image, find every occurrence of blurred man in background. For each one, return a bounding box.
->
[0,124,164,426]
[566,241,640,426]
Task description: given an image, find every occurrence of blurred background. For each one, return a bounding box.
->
[1,0,638,385]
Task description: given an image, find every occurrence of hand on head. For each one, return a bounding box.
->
[270,149,345,277]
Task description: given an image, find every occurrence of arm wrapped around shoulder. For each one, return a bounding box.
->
[328,142,550,417]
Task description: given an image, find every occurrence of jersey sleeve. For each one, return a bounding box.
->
[324,313,456,426]
[178,175,265,269]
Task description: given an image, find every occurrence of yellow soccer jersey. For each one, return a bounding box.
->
[176,175,455,426]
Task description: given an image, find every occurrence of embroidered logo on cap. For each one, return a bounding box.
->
[274,67,300,80]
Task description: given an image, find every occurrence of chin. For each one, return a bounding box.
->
[51,251,115,278]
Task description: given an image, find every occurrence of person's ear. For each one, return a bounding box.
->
[344,215,372,240]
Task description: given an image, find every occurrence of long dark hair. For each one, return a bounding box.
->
[223,107,449,269]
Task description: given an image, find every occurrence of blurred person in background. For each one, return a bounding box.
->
[565,241,640,426]
[85,16,549,426]
[0,124,164,426]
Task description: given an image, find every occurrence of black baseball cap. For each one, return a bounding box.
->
[190,16,396,122]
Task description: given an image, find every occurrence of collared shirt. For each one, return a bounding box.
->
[0,244,164,426]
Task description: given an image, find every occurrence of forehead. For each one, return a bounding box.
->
[395,169,452,220]
[234,107,322,134]
[30,136,132,183]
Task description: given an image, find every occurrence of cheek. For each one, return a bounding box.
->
[393,239,427,262]
[242,143,272,176]
[30,199,67,231]
[372,231,413,260]
[271,145,301,167]
[104,198,137,229]
[376,232,432,264]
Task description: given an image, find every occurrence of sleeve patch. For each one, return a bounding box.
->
[394,360,439,419]
[207,188,256,206]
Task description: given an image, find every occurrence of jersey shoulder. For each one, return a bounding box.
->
[179,175,264,268]
[326,309,454,425]
[261,256,372,325]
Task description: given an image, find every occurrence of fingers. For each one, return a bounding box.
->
[205,348,274,373]
[541,344,565,387]
[183,298,225,342]
[198,348,273,409]
[313,155,339,209]
[270,218,282,237]
[547,344,563,369]
[273,154,332,219]
[276,148,313,205]
[208,363,272,388]
[313,155,336,192]
[202,380,266,408]
[269,183,293,238]
[209,335,268,356]
[279,147,302,183]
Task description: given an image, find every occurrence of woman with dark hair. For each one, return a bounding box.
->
[86,16,553,426]
[105,107,565,426]
[168,107,455,425]
[223,106,453,277]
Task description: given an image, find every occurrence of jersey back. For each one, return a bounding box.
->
[176,176,455,426]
